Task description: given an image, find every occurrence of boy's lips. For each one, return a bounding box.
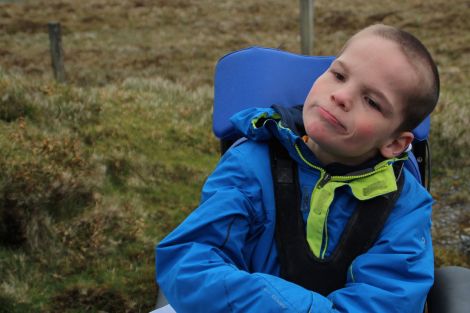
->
[316,106,347,132]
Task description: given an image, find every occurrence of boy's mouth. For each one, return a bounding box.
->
[316,106,347,132]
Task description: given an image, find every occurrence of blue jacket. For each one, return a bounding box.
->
[156,107,434,313]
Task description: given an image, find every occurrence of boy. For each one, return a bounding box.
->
[156,24,440,312]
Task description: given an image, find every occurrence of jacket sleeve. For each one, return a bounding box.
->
[327,171,434,313]
[155,144,333,313]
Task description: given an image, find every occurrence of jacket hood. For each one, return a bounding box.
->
[271,104,306,136]
[230,105,311,166]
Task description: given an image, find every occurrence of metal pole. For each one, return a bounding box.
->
[48,22,66,83]
[299,0,314,55]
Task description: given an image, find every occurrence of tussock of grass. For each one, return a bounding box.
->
[0,78,35,122]
[0,69,217,310]
[0,294,32,313]
[51,285,131,313]
[0,72,101,247]
[435,246,469,268]
[431,87,470,168]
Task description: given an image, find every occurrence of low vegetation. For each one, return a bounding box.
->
[0,0,468,311]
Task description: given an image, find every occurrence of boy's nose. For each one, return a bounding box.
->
[330,90,352,112]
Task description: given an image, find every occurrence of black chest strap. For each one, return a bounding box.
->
[270,140,404,296]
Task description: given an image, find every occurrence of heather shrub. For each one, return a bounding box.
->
[0,124,98,247]
[0,77,35,122]
[0,70,105,248]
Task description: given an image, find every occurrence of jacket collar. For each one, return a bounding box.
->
[230,106,405,177]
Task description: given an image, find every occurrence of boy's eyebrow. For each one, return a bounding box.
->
[370,89,392,113]
[332,59,347,70]
[366,85,393,114]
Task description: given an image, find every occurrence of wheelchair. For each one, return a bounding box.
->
[155,46,470,313]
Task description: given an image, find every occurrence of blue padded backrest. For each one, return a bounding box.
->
[413,116,430,142]
[213,46,430,184]
[213,46,334,141]
[213,46,430,142]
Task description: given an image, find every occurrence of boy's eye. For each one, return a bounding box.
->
[365,97,381,111]
[332,71,345,81]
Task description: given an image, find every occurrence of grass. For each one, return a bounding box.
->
[0,72,217,311]
[0,0,469,311]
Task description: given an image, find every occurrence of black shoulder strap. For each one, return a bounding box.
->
[270,140,404,296]
[270,139,305,281]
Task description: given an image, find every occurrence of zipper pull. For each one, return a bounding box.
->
[318,173,331,188]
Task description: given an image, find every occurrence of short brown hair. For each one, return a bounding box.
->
[342,24,440,132]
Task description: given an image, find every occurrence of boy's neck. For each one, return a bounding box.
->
[304,136,381,168]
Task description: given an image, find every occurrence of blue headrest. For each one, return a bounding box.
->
[213,46,334,141]
[413,117,430,141]
[213,46,430,142]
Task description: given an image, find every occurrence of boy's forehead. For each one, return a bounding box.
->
[342,31,391,53]
[340,34,415,77]
[337,29,377,55]
[337,33,419,112]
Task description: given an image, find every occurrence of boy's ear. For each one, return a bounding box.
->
[380,131,414,159]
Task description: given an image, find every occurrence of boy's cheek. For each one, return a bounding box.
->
[356,124,375,137]
[304,121,325,139]
[305,122,334,149]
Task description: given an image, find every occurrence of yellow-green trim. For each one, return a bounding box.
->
[321,209,329,259]
[295,143,402,259]
[349,262,356,283]
[251,112,269,129]
[250,112,281,129]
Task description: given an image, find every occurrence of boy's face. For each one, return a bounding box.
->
[302,33,416,166]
